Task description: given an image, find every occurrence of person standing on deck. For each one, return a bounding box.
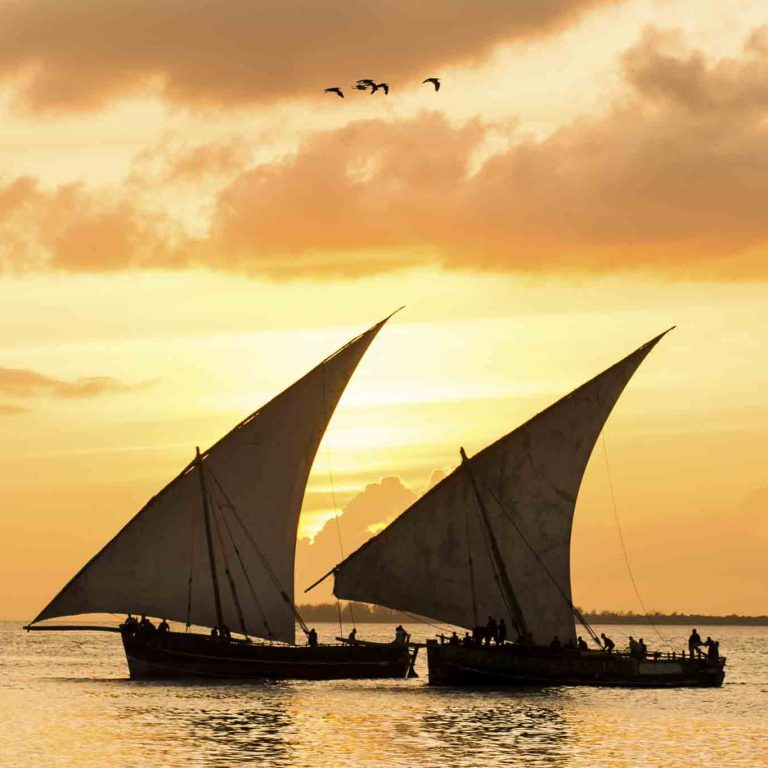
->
[688,628,703,658]
[486,616,498,646]
[497,618,507,645]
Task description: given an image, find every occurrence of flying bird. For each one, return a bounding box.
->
[423,77,441,91]
[356,79,377,89]
[371,82,389,95]
[352,83,369,91]
[324,87,344,98]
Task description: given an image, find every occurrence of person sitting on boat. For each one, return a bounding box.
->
[307,628,318,647]
[549,635,562,652]
[209,626,219,640]
[688,628,703,658]
[703,636,719,661]
[485,616,498,646]
[158,618,169,633]
[124,614,138,626]
[462,632,473,647]
[600,633,615,653]
[564,638,577,653]
[497,618,507,645]
[638,638,648,658]
[577,636,589,652]
[628,636,642,658]
[347,628,357,643]
[449,631,460,646]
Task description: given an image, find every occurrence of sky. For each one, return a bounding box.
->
[0,0,766,621]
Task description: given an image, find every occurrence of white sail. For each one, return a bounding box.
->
[33,317,390,643]
[333,331,671,644]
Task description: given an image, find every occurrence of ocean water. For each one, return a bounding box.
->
[0,622,765,767]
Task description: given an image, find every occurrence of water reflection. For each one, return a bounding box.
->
[421,690,571,767]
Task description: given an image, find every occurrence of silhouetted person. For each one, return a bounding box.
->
[462,632,472,647]
[449,631,460,646]
[485,616,497,646]
[210,627,219,640]
[394,625,410,645]
[139,614,154,631]
[549,635,562,651]
[473,625,485,646]
[688,628,703,658]
[158,619,169,633]
[638,638,648,658]
[577,636,589,652]
[423,77,441,91]
[124,614,137,626]
[347,628,357,643]
[628,636,642,658]
[498,618,507,645]
[564,638,577,653]
[220,624,231,641]
[307,628,318,647]
[600,633,615,653]
[704,636,719,661]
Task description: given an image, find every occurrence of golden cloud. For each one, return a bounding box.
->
[0,367,151,399]
[2,26,768,278]
[0,0,610,113]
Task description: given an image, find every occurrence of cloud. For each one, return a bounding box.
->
[3,26,768,279]
[0,0,612,113]
[204,26,768,278]
[0,177,183,273]
[297,476,417,602]
[0,367,150,399]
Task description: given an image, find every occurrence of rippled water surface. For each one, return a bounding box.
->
[1,622,766,767]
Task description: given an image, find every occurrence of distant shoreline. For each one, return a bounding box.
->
[296,603,768,626]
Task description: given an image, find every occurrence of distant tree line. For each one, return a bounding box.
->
[297,603,768,625]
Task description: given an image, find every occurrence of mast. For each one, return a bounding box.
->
[460,447,529,639]
[196,446,224,630]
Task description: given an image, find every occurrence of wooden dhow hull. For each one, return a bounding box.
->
[121,628,416,680]
[426,641,725,688]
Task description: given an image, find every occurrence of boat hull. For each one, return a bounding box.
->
[426,641,725,688]
[121,628,416,680]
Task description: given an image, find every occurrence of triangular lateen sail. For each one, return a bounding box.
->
[332,330,671,644]
[32,315,393,644]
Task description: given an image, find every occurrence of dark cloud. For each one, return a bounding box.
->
[0,0,612,113]
[0,367,150,399]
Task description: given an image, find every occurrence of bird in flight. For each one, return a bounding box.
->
[324,87,344,98]
[371,82,389,95]
[356,79,377,89]
[423,77,441,91]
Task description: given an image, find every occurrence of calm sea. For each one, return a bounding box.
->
[1,622,765,767]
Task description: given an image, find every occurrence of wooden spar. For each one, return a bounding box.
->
[304,567,335,593]
[24,624,121,633]
[460,446,529,640]
[196,446,224,630]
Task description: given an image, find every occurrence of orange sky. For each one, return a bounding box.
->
[0,0,766,620]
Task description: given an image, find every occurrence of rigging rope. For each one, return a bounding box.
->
[206,464,310,637]
[482,481,602,648]
[185,493,199,629]
[208,485,250,639]
[322,362,355,633]
[602,435,668,646]
[463,494,479,627]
